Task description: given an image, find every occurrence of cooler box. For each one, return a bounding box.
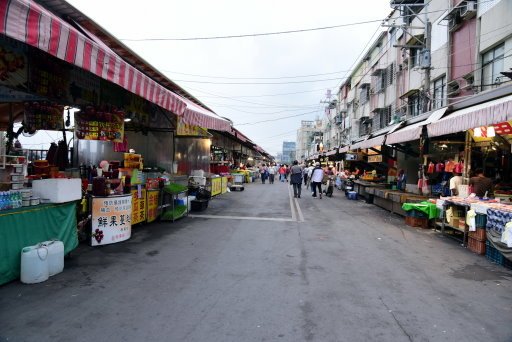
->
[32,178,82,203]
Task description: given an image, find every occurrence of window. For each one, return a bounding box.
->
[359,119,371,136]
[387,63,394,86]
[410,48,421,68]
[481,44,505,90]
[360,84,370,104]
[408,94,422,117]
[433,76,446,109]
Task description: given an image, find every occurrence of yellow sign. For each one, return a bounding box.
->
[211,177,222,196]
[177,117,210,137]
[131,187,147,225]
[221,176,228,194]
[368,155,383,163]
[146,190,159,223]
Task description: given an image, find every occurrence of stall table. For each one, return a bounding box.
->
[0,202,78,285]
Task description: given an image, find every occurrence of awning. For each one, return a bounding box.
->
[427,95,512,138]
[339,146,349,153]
[180,97,232,131]
[325,149,337,156]
[0,0,186,115]
[399,88,420,99]
[386,107,447,144]
[386,122,423,145]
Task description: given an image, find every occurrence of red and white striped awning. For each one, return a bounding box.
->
[427,95,512,138]
[180,96,232,131]
[0,0,186,115]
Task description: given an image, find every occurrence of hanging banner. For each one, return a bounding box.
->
[146,190,159,223]
[131,187,147,225]
[0,37,28,91]
[29,50,70,101]
[24,103,64,131]
[75,108,125,142]
[177,117,210,137]
[91,195,132,246]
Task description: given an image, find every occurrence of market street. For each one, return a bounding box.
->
[1,181,512,342]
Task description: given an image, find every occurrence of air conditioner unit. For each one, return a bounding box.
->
[461,1,477,19]
[419,49,431,69]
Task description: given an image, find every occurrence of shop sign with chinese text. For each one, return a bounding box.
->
[91,195,132,246]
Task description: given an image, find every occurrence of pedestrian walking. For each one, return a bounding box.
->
[310,162,324,198]
[260,164,268,184]
[290,160,303,198]
[284,164,289,182]
[303,164,310,186]
[268,163,276,184]
[278,165,286,182]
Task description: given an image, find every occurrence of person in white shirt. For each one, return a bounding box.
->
[268,164,276,184]
[310,162,325,198]
[450,172,463,196]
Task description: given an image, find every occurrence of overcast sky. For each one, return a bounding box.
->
[65,0,392,156]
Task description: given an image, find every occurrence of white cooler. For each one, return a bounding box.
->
[32,178,82,203]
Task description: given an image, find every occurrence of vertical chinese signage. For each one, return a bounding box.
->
[91,195,132,246]
[131,187,147,225]
[146,190,159,223]
[211,177,222,196]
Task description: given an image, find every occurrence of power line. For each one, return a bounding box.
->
[235,109,322,126]
[121,18,386,42]
[161,69,351,80]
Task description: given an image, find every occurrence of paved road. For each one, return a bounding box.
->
[1,181,512,342]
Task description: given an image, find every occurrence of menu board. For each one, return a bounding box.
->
[131,187,147,225]
[75,108,124,142]
[146,190,159,223]
[24,103,64,131]
[91,195,132,246]
[177,117,209,137]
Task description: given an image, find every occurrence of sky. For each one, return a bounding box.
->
[61,0,393,156]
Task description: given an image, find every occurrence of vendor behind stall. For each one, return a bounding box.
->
[449,172,463,196]
[469,168,493,198]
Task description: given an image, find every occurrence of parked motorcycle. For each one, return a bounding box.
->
[324,175,335,197]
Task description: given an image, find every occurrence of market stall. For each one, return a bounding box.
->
[0,201,78,285]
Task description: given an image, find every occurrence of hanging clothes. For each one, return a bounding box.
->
[427,162,435,174]
[435,162,445,173]
[445,160,455,173]
[46,142,58,165]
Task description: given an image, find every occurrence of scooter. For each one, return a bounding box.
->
[324,175,335,197]
[344,178,354,197]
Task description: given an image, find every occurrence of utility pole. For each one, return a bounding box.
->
[422,3,431,114]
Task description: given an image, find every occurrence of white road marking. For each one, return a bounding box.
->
[294,198,305,222]
[189,214,293,222]
[288,185,297,222]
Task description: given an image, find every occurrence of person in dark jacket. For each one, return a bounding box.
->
[290,160,303,198]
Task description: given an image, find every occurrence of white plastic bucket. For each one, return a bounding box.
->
[41,240,64,276]
[20,245,49,284]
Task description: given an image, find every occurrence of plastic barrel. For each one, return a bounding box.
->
[20,245,49,284]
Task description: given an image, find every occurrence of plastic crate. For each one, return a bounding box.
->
[468,237,486,255]
[485,241,512,269]
[468,227,486,241]
[406,209,428,218]
[405,216,429,229]
[475,214,487,228]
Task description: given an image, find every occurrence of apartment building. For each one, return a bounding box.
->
[296,119,323,162]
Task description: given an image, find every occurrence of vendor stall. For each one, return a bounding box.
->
[0,202,78,285]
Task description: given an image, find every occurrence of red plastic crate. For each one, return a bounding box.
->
[468,228,486,241]
[468,236,486,255]
[405,216,429,229]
